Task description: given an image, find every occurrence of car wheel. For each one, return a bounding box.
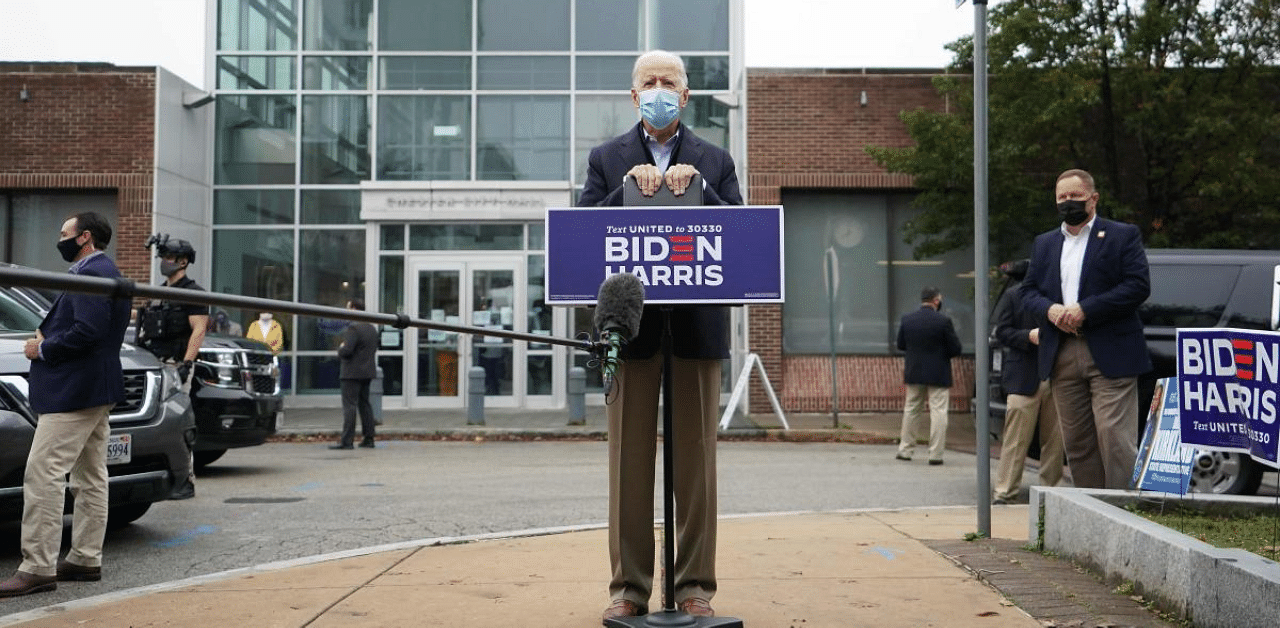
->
[1188,451,1263,495]
[194,449,227,470]
[107,503,152,530]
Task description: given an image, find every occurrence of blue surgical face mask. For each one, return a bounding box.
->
[637,88,682,130]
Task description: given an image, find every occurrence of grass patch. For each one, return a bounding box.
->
[1126,504,1280,560]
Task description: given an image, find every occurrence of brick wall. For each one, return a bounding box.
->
[0,63,156,282]
[745,69,974,414]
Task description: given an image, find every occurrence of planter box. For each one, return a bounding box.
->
[1030,487,1280,628]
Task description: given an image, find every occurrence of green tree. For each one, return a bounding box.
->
[868,0,1280,263]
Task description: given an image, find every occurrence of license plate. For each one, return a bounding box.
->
[107,434,132,465]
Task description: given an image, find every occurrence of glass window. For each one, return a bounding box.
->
[302,56,370,89]
[1,192,117,274]
[210,229,296,351]
[215,94,297,185]
[380,224,405,250]
[219,0,298,51]
[682,95,730,152]
[214,189,294,224]
[217,55,296,89]
[300,188,361,223]
[685,55,729,90]
[477,96,569,180]
[296,355,342,394]
[380,255,404,311]
[526,253,551,395]
[477,56,569,90]
[297,229,365,351]
[653,0,729,51]
[378,355,403,395]
[377,95,470,181]
[780,191,974,355]
[574,95,636,184]
[409,224,524,250]
[1142,265,1236,328]
[888,197,973,353]
[303,0,371,50]
[379,0,470,51]
[575,56,633,90]
[379,56,470,90]
[528,222,544,250]
[576,0,640,51]
[301,95,370,184]
[478,0,568,51]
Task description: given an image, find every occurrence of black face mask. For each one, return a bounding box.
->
[1057,199,1089,226]
[57,235,83,262]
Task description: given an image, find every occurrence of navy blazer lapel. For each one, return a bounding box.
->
[1080,218,1108,296]
[1046,231,1065,302]
[618,123,654,167]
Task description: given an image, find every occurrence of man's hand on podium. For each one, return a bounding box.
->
[626,163,701,197]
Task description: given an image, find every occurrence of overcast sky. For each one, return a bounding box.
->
[1,0,981,90]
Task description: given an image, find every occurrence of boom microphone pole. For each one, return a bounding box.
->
[0,265,602,354]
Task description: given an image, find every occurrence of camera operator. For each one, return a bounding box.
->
[136,235,208,499]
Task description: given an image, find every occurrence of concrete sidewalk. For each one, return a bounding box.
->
[1,409,1175,627]
[2,507,1038,628]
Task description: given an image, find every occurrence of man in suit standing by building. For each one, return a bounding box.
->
[896,287,963,465]
[332,298,378,450]
[0,212,131,597]
[1021,168,1151,490]
[579,50,742,622]
[992,260,1063,504]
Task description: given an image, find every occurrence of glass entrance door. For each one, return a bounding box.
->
[406,258,523,408]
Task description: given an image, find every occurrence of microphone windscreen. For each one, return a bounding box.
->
[594,272,645,340]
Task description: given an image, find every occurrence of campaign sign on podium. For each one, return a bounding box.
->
[544,205,785,305]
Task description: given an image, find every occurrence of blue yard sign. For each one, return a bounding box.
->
[1176,328,1280,469]
[544,206,785,305]
[1132,377,1193,493]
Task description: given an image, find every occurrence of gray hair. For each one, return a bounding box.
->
[631,50,688,91]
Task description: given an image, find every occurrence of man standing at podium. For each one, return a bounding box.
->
[579,50,742,623]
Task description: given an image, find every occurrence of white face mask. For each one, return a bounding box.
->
[259,313,272,322]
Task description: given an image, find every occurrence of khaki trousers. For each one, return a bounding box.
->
[1051,335,1139,490]
[898,384,949,461]
[20,403,113,576]
[607,355,720,611]
[994,380,1064,501]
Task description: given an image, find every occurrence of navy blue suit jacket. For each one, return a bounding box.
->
[577,122,742,360]
[1019,217,1152,381]
[28,252,131,414]
[992,285,1041,396]
[896,306,962,387]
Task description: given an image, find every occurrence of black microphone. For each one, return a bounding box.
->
[594,272,645,392]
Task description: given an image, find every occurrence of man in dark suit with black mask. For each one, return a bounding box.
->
[1020,168,1151,490]
[895,287,963,466]
[0,212,130,597]
[578,49,741,623]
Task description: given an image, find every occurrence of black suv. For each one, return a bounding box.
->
[987,249,1280,494]
[188,335,282,468]
[0,288,195,528]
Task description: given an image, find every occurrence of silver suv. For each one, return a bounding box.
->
[0,287,194,528]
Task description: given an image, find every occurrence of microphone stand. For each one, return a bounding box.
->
[607,311,742,628]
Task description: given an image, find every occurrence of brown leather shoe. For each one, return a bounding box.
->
[57,559,102,582]
[601,599,643,624]
[0,571,57,598]
[679,597,715,617]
